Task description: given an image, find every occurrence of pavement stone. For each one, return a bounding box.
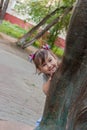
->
[0,33,46,129]
[0,120,34,130]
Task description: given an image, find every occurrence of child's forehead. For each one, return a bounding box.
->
[43,53,54,62]
[35,50,53,62]
[47,52,54,58]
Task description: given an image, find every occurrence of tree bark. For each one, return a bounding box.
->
[0,0,4,10]
[34,0,87,130]
[17,6,72,46]
[22,6,72,48]
[0,0,4,15]
[0,0,9,24]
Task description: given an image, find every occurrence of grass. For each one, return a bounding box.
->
[52,46,64,58]
[0,20,64,58]
[0,20,27,38]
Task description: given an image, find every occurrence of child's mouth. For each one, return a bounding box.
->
[50,67,56,73]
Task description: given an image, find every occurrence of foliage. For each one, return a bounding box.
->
[15,0,75,25]
[14,0,76,47]
[15,0,58,23]
[52,45,64,58]
[47,0,76,46]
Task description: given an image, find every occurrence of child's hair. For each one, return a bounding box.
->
[29,44,59,70]
[33,49,57,69]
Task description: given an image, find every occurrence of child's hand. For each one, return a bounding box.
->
[49,72,53,81]
[49,76,52,81]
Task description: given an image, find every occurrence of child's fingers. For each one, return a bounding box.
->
[50,72,54,77]
[49,73,53,81]
[49,76,52,81]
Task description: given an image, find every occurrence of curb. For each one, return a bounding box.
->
[0,32,38,54]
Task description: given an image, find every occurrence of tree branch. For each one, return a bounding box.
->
[17,5,71,45]
[22,6,73,48]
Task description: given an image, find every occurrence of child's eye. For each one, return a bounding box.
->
[49,59,52,62]
[42,63,46,67]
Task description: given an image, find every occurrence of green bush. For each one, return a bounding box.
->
[33,40,41,47]
[52,45,64,58]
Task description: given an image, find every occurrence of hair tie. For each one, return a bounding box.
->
[42,44,50,50]
[29,44,50,62]
[29,53,35,62]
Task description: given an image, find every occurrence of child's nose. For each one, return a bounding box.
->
[47,63,51,68]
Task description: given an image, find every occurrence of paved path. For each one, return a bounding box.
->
[0,33,46,129]
[0,120,33,130]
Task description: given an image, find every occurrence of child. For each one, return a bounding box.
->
[29,44,60,96]
[29,44,60,126]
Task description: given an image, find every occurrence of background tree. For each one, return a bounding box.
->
[21,6,72,48]
[0,0,4,13]
[34,0,87,129]
[15,0,75,48]
[0,0,10,24]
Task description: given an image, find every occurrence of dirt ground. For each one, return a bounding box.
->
[0,32,46,129]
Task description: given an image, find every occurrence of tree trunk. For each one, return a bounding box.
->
[0,0,4,15]
[17,6,72,46]
[22,6,72,48]
[0,0,4,10]
[0,0,9,24]
[34,0,87,130]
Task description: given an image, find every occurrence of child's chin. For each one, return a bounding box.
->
[49,72,55,76]
[51,69,56,74]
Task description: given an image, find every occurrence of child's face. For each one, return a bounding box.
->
[38,52,58,76]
